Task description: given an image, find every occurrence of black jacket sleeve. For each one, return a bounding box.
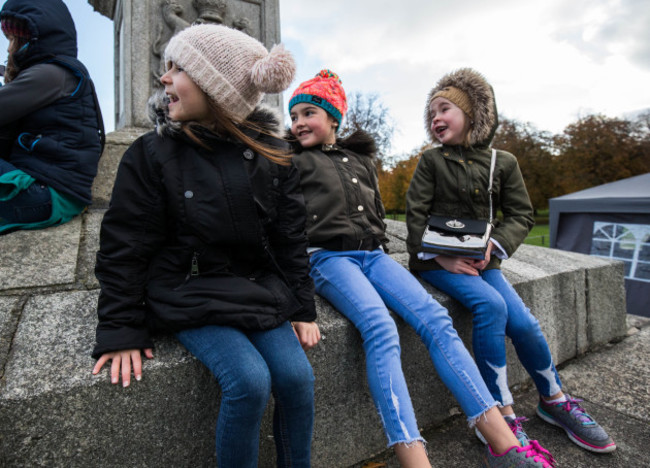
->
[266,160,317,322]
[92,135,168,358]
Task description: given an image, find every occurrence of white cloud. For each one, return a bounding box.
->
[281,0,650,154]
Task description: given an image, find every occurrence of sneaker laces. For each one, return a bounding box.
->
[506,416,529,444]
[559,396,596,425]
[507,416,528,432]
[519,440,556,467]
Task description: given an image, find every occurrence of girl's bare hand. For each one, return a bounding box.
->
[434,255,480,275]
[472,241,494,271]
[92,348,154,387]
[292,321,321,350]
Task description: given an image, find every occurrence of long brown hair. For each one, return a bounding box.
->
[182,97,292,166]
[5,35,29,83]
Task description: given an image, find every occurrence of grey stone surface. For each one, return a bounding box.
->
[91,128,145,208]
[0,296,23,375]
[88,0,116,18]
[0,179,630,467]
[0,218,82,292]
[77,210,105,289]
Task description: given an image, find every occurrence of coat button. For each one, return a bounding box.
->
[273,178,279,186]
[342,157,349,162]
[243,149,254,160]
[352,178,358,183]
[313,214,318,220]
[357,205,364,211]
[185,190,194,198]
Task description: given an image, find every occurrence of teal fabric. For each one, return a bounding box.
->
[0,169,85,233]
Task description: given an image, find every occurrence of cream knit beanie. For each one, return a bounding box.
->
[164,24,296,121]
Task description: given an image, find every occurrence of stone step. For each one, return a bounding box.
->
[0,134,628,467]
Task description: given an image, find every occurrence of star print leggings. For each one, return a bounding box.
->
[419,268,562,406]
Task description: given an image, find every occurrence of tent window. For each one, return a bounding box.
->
[591,222,650,283]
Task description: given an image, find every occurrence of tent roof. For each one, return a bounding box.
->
[550,172,650,202]
[549,172,650,213]
[548,172,650,246]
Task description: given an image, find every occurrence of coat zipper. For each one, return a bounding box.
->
[190,251,200,277]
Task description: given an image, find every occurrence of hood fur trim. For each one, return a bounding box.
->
[286,128,377,158]
[424,68,497,146]
[147,89,284,137]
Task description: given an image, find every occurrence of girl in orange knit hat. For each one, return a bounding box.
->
[288,70,552,468]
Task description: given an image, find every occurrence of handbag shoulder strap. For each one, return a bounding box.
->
[488,148,497,223]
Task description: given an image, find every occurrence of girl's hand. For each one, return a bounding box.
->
[92,348,154,387]
[434,255,480,276]
[292,321,321,351]
[472,241,494,271]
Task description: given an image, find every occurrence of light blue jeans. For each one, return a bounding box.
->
[309,249,496,446]
[419,268,562,407]
[176,321,314,468]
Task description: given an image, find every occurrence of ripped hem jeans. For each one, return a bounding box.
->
[309,249,496,446]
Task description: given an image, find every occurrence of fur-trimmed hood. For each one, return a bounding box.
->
[147,89,285,138]
[424,68,498,147]
[285,128,378,158]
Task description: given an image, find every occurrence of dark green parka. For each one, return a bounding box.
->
[406,68,534,271]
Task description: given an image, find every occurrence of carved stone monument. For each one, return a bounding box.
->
[88,0,282,129]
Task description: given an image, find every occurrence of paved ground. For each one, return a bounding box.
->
[354,315,650,468]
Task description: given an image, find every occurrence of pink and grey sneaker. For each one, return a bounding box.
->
[537,394,616,453]
[483,440,556,468]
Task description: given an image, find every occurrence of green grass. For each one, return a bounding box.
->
[524,224,550,247]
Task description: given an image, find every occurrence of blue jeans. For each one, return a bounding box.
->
[309,249,496,446]
[419,268,562,406]
[0,159,51,225]
[176,321,314,468]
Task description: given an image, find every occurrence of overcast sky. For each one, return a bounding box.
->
[2,0,649,156]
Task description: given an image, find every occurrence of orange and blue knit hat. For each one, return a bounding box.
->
[289,69,348,129]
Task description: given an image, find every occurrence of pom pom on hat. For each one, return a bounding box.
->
[288,69,348,129]
[164,24,296,121]
[251,44,296,93]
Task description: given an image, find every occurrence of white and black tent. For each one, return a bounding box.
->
[549,173,650,317]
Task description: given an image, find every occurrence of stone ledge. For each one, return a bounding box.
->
[0,217,628,467]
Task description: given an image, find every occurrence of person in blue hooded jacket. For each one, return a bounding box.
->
[0,0,104,234]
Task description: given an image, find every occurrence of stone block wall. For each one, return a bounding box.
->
[0,133,628,467]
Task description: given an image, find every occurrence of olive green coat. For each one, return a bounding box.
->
[406,144,534,271]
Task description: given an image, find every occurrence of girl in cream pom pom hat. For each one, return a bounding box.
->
[92,24,320,467]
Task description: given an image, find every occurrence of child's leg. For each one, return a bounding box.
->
[309,249,424,448]
[365,254,496,423]
[481,269,562,398]
[419,269,514,406]
[176,324,272,468]
[248,321,315,468]
[0,159,52,226]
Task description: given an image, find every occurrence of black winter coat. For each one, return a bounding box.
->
[93,108,316,358]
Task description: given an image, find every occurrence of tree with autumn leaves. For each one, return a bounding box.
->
[378,113,650,215]
[339,92,649,215]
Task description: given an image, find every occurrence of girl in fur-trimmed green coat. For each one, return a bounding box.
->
[406,68,616,463]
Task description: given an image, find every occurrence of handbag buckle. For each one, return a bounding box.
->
[445,219,466,229]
